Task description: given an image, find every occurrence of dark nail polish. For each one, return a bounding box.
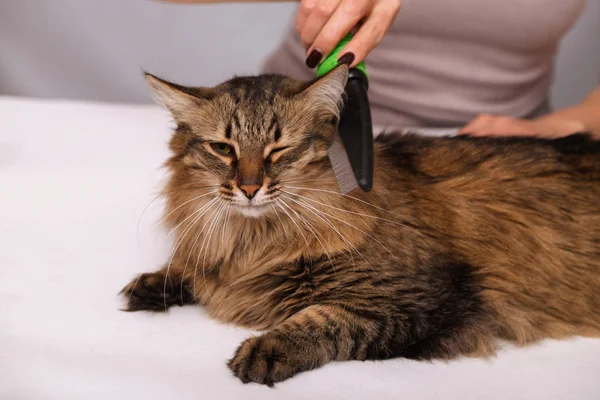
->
[305,49,323,69]
[338,52,355,66]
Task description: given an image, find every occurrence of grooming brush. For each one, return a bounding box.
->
[317,34,374,194]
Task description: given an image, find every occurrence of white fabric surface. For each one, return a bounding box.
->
[1,96,599,400]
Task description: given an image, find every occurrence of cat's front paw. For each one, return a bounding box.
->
[119,270,194,312]
[228,335,311,387]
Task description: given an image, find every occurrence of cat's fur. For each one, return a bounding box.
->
[121,65,600,386]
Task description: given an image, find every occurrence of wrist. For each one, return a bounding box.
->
[532,113,588,137]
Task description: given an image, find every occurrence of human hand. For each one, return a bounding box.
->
[458,113,587,139]
[297,0,402,69]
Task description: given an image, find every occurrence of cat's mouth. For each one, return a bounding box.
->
[234,203,271,218]
[219,184,278,218]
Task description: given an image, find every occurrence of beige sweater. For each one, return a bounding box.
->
[262,0,585,128]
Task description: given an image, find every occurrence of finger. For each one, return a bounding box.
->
[457,114,491,135]
[486,116,536,136]
[476,128,535,137]
[491,126,536,136]
[295,0,317,35]
[335,0,401,67]
[462,116,537,137]
[308,0,373,63]
[299,0,344,51]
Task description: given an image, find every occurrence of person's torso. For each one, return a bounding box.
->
[262,0,586,128]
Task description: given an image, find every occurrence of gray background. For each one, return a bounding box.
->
[0,0,598,109]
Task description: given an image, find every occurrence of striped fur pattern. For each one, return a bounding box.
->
[121,66,600,386]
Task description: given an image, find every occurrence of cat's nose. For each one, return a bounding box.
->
[239,184,261,200]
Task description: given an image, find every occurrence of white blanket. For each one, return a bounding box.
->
[1,96,599,400]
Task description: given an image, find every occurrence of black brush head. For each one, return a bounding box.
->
[337,68,374,192]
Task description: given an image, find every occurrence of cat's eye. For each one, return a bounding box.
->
[211,142,234,156]
[267,146,290,160]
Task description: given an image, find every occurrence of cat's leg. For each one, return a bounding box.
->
[227,304,387,386]
[227,275,494,386]
[120,264,196,312]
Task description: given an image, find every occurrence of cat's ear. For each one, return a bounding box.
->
[144,73,215,119]
[298,65,349,116]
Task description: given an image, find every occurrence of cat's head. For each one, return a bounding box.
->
[146,65,349,217]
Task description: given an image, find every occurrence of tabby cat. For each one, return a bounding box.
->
[121,65,600,386]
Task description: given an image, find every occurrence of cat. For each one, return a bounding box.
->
[121,65,600,386]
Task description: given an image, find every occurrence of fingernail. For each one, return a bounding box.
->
[337,52,355,66]
[305,49,323,69]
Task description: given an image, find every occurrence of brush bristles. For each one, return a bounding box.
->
[328,134,358,194]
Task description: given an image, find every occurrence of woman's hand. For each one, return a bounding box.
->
[297,0,402,69]
[459,86,600,139]
[458,114,587,138]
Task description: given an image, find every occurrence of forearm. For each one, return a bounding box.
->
[536,86,600,139]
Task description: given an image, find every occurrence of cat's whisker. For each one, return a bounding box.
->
[194,202,227,304]
[281,190,417,233]
[160,197,219,247]
[184,202,223,303]
[281,195,359,273]
[221,203,233,245]
[277,199,338,273]
[284,186,391,214]
[283,195,381,272]
[180,200,222,304]
[153,190,218,230]
[129,197,217,307]
[286,195,396,259]
[270,203,289,238]
[274,199,310,250]
[163,198,220,310]
[282,195,365,268]
[278,181,334,188]
[280,177,335,184]
[136,184,220,247]
[205,202,230,299]
[203,203,227,274]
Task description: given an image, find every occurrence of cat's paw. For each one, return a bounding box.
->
[119,270,194,312]
[227,335,311,387]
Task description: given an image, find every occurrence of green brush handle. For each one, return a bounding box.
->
[316,33,368,79]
